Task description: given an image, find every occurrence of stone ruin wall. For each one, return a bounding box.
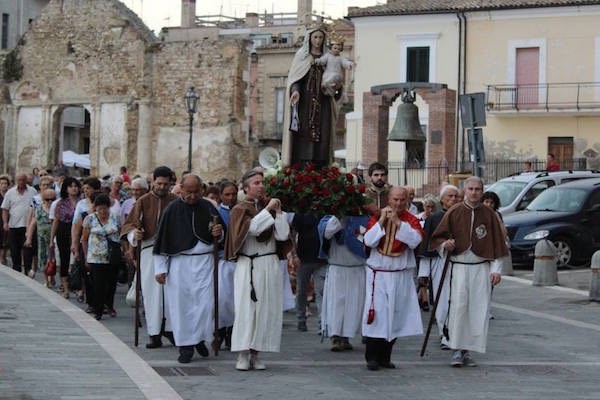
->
[0,0,253,181]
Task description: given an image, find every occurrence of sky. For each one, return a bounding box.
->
[120,0,382,33]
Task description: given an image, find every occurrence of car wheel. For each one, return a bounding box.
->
[552,236,573,267]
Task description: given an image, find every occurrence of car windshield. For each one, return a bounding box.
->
[486,180,528,207]
[526,187,587,212]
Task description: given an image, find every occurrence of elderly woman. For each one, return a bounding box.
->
[25,189,57,287]
[285,27,340,166]
[417,196,437,227]
[81,194,121,321]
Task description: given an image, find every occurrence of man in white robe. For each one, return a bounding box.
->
[153,175,224,364]
[362,187,424,371]
[121,166,178,349]
[429,176,509,367]
[224,170,289,371]
[318,214,368,351]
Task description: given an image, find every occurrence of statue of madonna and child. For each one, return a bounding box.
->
[282,26,353,167]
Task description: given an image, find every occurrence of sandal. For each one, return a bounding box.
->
[77,292,84,303]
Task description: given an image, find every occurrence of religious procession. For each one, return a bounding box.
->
[1,6,509,375]
[1,154,509,373]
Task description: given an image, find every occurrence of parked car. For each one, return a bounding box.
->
[504,178,600,267]
[486,170,600,217]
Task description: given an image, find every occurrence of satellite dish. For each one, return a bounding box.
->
[259,147,281,169]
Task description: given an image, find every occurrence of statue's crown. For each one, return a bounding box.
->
[328,30,345,45]
[306,20,328,32]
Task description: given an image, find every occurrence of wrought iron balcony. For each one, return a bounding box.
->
[486,82,600,113]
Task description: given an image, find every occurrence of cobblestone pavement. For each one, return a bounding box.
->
[1,262,599,400]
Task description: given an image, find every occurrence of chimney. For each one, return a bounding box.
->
[181,0,196,28]
[245,12,259,28]
[297,0,313,26]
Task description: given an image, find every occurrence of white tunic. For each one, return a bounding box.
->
[154,240,215,347]
[320,216,366,338]
[231,209,289,352]
[281,260,296,311]
[361,221,423,341]
[218,259,236,328]
[445,249,501,353]
[418,255,450,340]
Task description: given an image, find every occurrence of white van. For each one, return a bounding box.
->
[486,170,600,216]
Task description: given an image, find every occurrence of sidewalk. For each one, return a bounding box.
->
[0,265,181,400]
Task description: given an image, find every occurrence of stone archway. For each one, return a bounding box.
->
[361,83,456,168]
[50,105,91,171]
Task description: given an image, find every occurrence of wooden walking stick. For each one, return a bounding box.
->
[420,252,452,357]
[211,215,220,356]
[134,214,143,347]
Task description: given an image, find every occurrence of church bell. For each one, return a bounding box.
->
[388,91,427,142]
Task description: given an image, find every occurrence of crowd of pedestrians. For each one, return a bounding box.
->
[1,162,510,372]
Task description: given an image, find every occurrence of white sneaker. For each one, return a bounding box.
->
[235,351,250,371]
[250,353,266,370]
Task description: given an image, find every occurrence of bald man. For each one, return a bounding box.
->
[153,174,225,364]
[361,187,424,371]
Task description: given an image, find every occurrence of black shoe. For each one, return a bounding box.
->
[195,341,209,357]
[162,331,175,346]
[224,326,232,350]
[366,360,380,371]
[297,321,307,332]
[146,335,163,349]
[178,346,194,364]
[94,314,102,321]
[379,361,396,369]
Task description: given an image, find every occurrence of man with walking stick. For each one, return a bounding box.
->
[427,176,508,367]
[153,175,224,364]
[121,166,178,349]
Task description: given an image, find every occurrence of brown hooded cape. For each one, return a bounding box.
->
[428,202,509,260]
[224,200,292,262]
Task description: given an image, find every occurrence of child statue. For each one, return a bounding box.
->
[314,32,353,97]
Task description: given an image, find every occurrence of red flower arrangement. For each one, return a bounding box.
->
[264,163,371,217]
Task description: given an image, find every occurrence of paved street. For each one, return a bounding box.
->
[1,263,599,400]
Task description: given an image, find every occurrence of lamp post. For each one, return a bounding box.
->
[184,86,199,172]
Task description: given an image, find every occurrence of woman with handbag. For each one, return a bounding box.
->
[49,177,82,299]
[81,194,121,321]
[25,189,56,287]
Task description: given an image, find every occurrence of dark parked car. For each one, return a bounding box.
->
[504,178,600,267]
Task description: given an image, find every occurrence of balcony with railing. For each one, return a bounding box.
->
[486,82,600,115]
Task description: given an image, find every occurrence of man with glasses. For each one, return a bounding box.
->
[121,177,148,222]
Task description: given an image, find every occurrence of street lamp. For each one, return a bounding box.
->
[184,86,199,172]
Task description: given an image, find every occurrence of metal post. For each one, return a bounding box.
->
[188,113,193,172]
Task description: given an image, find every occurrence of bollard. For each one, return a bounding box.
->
[590,250,600,301]
[500,249,514,276]
[532,239,558,286]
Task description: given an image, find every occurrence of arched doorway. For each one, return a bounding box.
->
[51,105,91,173]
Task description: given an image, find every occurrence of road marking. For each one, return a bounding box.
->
[502,275,589,296]
[491,301,600,332]
[0,266,182,400]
